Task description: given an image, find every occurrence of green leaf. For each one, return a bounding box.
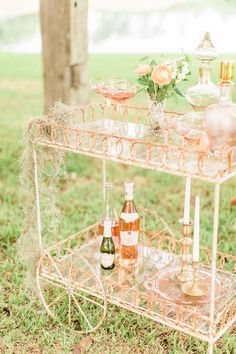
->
[150,59,157,66]
[140,56,149,62]
[174,87,185,98]
[137,77,149,86]
[184,53,191,64]
[136,87,145,94]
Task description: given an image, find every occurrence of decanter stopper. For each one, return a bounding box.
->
[194,32,218,62]
[186,32,219,110]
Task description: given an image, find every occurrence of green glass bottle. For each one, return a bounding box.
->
[100,220,115,270]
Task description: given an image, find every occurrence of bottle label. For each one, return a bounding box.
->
[120,212,139,223]
[100,253,115,268]
[120,231,139,246]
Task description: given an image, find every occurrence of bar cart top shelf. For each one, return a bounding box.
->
[29,103,236,184]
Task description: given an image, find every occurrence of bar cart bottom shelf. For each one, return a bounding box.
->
[36,214,236,346]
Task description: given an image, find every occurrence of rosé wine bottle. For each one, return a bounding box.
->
[119,182,140,268]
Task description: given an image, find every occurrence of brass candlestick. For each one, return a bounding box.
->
[182,261,208,297]
[176,222,193,283]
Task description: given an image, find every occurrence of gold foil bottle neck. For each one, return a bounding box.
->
[220,61,234,82]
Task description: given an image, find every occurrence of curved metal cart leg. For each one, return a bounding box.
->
[102,159,107,202]
[208,183,220,354]
[36,251,107,333]
[33,144,107,333]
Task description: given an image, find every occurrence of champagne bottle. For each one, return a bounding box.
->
[119,182,140,268]
[100,220,115,270]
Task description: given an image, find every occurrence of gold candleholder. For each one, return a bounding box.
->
[176,222,193,283]
[182,261,208,297]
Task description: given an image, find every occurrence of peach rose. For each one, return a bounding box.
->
[151,64,172,85]
[135,64,151,77]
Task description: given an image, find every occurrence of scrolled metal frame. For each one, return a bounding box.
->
[29,104,236,184]
[30,104,236,353]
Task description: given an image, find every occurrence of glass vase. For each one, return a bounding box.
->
[148,98,166,132]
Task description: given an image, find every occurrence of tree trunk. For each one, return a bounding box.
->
[40,0,88,112]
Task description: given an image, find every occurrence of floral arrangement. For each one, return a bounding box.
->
[135,56,191,104]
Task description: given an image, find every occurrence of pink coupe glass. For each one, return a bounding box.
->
[91,78,138,106]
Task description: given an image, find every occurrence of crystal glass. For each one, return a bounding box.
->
[205,61,236,151]
[148,99,165,132]
[184,33,219,134]
[186,32,219,110]
[91,78,138,106]
[174,116,193,147]
[158,113,177,144]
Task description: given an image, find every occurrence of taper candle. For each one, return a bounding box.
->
[183,177,191,224]
[193,196,200,262]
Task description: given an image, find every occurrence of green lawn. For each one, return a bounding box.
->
[0,53,235,353]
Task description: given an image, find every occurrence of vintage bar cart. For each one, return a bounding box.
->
[29,104,236,354]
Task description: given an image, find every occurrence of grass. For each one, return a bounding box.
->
[0,52,235,353]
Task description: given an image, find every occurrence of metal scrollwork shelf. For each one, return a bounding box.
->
[30,104,236,354]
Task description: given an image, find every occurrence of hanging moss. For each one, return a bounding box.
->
[17,102,78,289]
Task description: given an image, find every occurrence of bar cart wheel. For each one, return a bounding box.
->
[36,251,107,333]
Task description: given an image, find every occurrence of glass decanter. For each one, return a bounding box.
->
[205,61,236,151]
[185,32,219,130]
